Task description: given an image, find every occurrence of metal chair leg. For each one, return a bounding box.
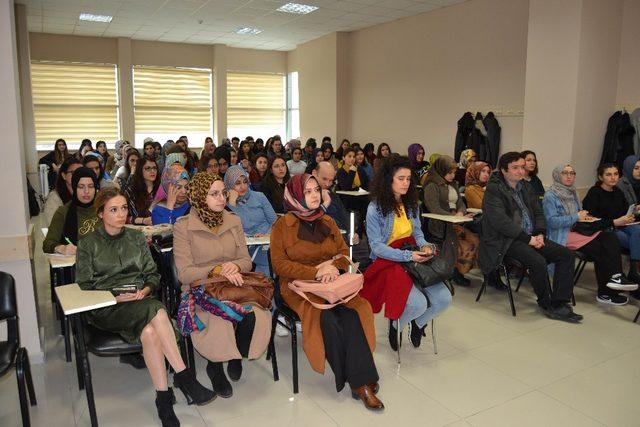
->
[503,264,517,317]
[431,320,437,355]
[64,315,72,362]
[475,279,486,302]
[514,273,525,292]
[268,311,279,382]
[16,348,31,427]
[74,316,98,427]
[290,320,299,394]
[634,308,639,323]
[396,322,401,364]
[22,350,37,406]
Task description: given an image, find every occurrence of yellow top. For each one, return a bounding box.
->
[388,204,413,243]
[343,164,361,188]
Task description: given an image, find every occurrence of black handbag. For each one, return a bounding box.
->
[400,224,456,287]
[572,219,606,236]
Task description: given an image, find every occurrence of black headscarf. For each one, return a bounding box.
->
[62,167,99,245]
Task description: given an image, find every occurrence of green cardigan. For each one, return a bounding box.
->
[76,226,160,293]
[42,202,100,253]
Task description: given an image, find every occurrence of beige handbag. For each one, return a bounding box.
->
[287,255,362,309]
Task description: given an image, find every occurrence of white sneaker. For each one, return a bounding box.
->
[606,274,639,291]
[275,316,289,337]
[296,322,302,333]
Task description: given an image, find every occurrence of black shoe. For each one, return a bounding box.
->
[541,305,581,323]
[485,271,507,291]
[173,368,216,405]
[119,353,146,369]
[227,359,242,382]
[388,319,401,352]
[606,274,639,291]
[630,288,640,300]
[409,320,426,348]
[206,361,233,398]
[452,269,471,287]
[597,293,629,306]
[155,388,180,427]
[563,304,583,322]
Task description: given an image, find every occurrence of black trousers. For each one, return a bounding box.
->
[234,312,256,358]
[320,305,378,392]
[577,231,623,294]
[506,238,575,308]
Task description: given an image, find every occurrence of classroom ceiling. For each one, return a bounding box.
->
[18,0,466,51]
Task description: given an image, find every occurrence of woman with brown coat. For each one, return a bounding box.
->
[270,174,384,411]
[423,155,480,287]
[173,172,272,399]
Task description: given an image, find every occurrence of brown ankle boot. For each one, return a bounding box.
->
[351,384,384,411]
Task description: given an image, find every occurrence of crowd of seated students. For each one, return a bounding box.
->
[36,133,640,424]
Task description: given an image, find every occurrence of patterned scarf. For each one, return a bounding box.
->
[512,181,533,234]
[284,174,325,222]
[161,164,189,194]
[459,149,476,168]
[550,165,580,215]
[465,161,489,187]
[188,172,224,229]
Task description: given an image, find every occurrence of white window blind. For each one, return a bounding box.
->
[227,72,285,139]
[31,62,120,149]
[133,66,212,144]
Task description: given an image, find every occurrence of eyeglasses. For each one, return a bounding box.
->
[560,171,576,176]
[143,166,158,172]
[207,190,228,199]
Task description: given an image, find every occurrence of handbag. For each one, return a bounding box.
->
[572,219,606,236]
[400,224,456,287]
[189,271,274,310]
[287,255,363,310]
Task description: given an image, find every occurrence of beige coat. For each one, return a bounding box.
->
[173,209,271,362]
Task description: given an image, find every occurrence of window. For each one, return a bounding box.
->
[287,71,300,140]
[30,62,120,150]
[227,72,285,141]
[133,66,212,146]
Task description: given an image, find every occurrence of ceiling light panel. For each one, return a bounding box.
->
[277,3,319,14]
[79,13,113,23]
[235,27,262,35]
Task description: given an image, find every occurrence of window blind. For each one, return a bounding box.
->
[31,62,119,148]
[133,66,212,133]
[227,72,285,129]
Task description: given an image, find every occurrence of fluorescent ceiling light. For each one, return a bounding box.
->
[235,27,262,35]
[277,2,319,14]
[79,13,113,23]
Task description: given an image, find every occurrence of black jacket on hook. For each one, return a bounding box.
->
[600,111,636,169]
[454,112,475,162]
[483,112,501,168]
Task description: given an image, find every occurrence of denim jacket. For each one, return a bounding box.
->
[227,190,278,235]
[542,190,580,247]
[366,202,431,262]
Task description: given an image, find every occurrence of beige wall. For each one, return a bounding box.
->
[616,0,640,108]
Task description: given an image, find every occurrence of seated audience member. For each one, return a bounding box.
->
[214,146,231,178]
[224,165,277,275]
[543,164,637,306]
[269,136,288,160]
[230,136,239,148]
[257,156,290,214]
[198,152,219,175]
[75,139,93,160]
[464,161,491,209]
[44,157,82,224]
[77,187,214,425]
[249,153,269,186]
[454,148,476,187]
[617,155,640,205]
[423,155,480,286]
[408,143,430,184]
[230,147,238,166]
[321,142,338,169]
[479,152,581,322]
[522,150,545,199]
[166,143,195,175]
[95,140,113,173]
[116,148,140,189]
[363,143,376,166]
[164,150,187,170]
[110,139,130,177]
[43,167,100,255]
[336,147,369,235]
[373,143,392,174]
[303,138,317,163]
[582,163,640,299]
[178,135,199,165]
[287,147,308,176]
[125,158,160,225]
[143,140,156,160]
[305,148,324,174]
[252,138,264,154]
[270,174,383,410]
[200,136,215,159]
[237,141,253,172]
[152,164,190,225]
[335,139,351,162]
[362,155,452,350]
[83,153,118,189]
[39,138,71,189]
[355,147,374,183]
[173,172,271,399]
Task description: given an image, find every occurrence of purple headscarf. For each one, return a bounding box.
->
[408,143,425,168]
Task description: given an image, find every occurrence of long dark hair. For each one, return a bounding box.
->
[124,148,140,178]
[363,143,376,164]
[376,142,391,158]
[238,141,252,161]
[54,138,70,165]
[370,155,419,218]
[55,157,82,203]
[262,155,290,210]
[521,150,539,177]
[129,158,160,214]
[95,140,109,163]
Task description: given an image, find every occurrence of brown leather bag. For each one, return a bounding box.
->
[189,272,274,310]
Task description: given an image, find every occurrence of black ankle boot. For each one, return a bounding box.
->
[155,388,180,427]
[388,319,401,352]
[173,368,216,405]
[410,320,427,348]
[227,359,242,382]
[628,260,640,283]
[452,269,471,287]
[207,361,233,398]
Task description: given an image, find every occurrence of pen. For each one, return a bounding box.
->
[64,237,73,245]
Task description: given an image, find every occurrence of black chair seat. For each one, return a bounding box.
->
[84,324,142,356]
[0,341,17,376]
[573,250,593,262]
[503,256,524,269]
[274,289,300,321]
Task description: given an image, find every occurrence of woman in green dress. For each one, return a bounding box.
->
[76,187,215,427]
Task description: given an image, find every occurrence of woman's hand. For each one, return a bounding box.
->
[316,264,339,282]
[419,245,435,256]
[52,163,60,173]
[455,211,464,217]
[349,165,357,172]
[227,189,239,207]
[412,251,432,263]
[577,210,589,221]
[142,217,152,226]
[224,272,244,286]
[614,215,635,226]
[55,243,76,256]
[220,262,239,276]
[321,189,331,209]
[166,184,179,210]
[115,286,151,303]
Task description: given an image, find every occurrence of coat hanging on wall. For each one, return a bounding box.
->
[454,111,501,168]
[600,110,635,169]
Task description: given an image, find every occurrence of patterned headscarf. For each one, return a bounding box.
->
[284,174,325,222]
[161,164,189,194]
[223,164,249,191]
[165,152,187,168]
[459,149,476,168]
[465,161,490,187]
[188,172,224,229]
[550,164,580,216]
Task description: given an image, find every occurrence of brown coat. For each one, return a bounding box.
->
[465,184,485,209]
[173,209,271,362]
[270,213,376,374]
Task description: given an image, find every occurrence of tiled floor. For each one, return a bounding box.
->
[0,224,639,426]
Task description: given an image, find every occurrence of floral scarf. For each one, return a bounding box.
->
[188,172,224,229]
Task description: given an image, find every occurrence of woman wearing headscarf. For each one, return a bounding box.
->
[407,143,429,183]
[173,172,272,399]
[110,139,130,177]
[224,165,277,275]
[617,155,640,205]
[270,174,384,411]
[152,164,191,225]
[454,148,476,187]
[543,164,637,305]
[464,161,491,209]
[43,167,101,254]
[423,155,479,287]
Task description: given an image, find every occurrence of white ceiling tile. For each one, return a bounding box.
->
[43,16,77,24]
[324,1,366,12]
[103,29,137,37]
[348,0,386,5]
[158,34,190,42]
[376,0,416,9]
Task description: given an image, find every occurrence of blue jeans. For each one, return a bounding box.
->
[615,224,640,260]
[393,282,452,330]
[250,245,271,276]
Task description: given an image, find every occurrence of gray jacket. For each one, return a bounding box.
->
[617,176,637,205]
[423,172,465,238]
[631,108,640,155]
